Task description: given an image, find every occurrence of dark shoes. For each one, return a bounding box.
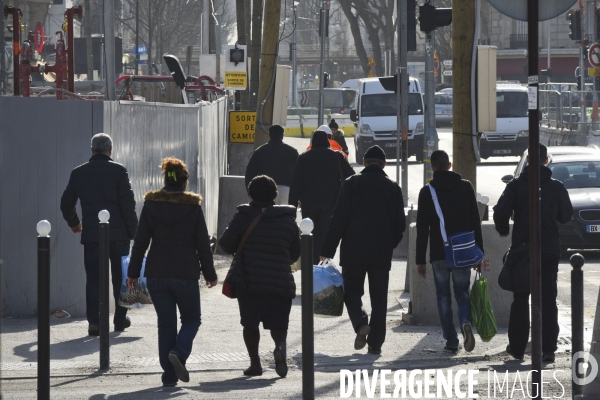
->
[168,352,190,383]
[354,325,371,350]
[461,323,475,353]
[114,316,131,332]
[443,345,459,353]
[163,382,177,387]
[367,346,381,355]
[273,343,288,378]
[543,352,555,362]
[506,345,524,360]
[88,324,99,336]
[243,365,263,376]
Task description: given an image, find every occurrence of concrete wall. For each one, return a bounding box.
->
[216,176,249,253]
[0,97,104,317]
[407,221,514,328]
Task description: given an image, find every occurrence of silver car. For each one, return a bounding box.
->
[434,92,452,125]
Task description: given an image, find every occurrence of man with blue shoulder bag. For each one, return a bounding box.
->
[416,150,484,353]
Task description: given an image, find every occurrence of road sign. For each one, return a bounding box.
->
[588,67,600,76]
[589,44,600,68]
[368,55,375,66]
[224,71,247,89]
[367,69,375,78]
[229,111,256,143]
[443,60,452,67]
[133,45,148,54]
[434,52,439,72]
[442,70,453,76]
[34,22,45,53]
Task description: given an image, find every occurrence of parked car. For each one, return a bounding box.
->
[299,88,358,114]
[438,87,452,95]
[434,92,452,125]
[500,147,600,252]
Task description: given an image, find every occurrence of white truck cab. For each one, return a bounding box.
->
[480,82,529,159]
[350,77,425,161]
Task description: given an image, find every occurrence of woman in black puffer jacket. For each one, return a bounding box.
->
[219,175,301,378]
[127,157,218,387]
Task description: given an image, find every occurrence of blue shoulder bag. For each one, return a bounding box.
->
[428,184,484,269]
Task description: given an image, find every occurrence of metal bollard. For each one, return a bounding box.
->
[299,218,314,400]
[37,220,51,400]
[571,253,585,398]
[99,210,110,370]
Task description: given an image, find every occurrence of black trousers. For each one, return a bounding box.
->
[508,254,560,356]
[301,206,332,265]
[83,241,130,325]
[342,263,390,350]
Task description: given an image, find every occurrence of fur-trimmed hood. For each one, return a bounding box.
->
[144,189,202,205]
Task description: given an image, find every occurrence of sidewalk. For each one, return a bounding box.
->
[0,256,575,399]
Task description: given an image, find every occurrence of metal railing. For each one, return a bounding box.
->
[509,34,528,49]
[539,88,600,134]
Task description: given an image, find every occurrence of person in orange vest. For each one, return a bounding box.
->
[306,125,348,159]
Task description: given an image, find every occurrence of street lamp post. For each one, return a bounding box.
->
[292,1,299,107]
[317,0,330,126]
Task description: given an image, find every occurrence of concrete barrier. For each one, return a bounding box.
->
[405,221,513,327]
[216,176,249,253]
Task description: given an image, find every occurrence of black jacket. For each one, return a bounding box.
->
[218,204,300,299]
[245,139,299,187]
[332,130,349,155]
[321,165,406,268]
[493,166,573,257]
[60,154,138,243]
[416,170,484,264]
[128,187,217,282]
[288,146,355,209]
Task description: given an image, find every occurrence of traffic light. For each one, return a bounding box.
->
[577,75,583,91]
[583,37,590,60]
[567,10,581,41]
[323,72,329,88]
[407,0,417,51]
[229,46,245,66]
[379,74,398,92]
[419,3,452,33]
[597,9,600,42]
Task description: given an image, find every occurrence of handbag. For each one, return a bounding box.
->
[498,242,530,293]
[222,208,266,298]
[428,184,484,269]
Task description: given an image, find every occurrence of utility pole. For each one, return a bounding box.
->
[317,0,330,126]
[0,0,4,94]
[579,2,586,138]
[292,1,298,107]
[451,0,476,186]
[104,0,116,100]
[253,0,281,148]
[84,0,94,89]
[422,1,438,185]
[134,0,139,76]
[397,0,409,206]
[236,0,249,109]
[249,0,263,110]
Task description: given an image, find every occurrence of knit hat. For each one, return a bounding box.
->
[317,125,332,136]
[363,145,386,161]
[329,119,339,129]
[528,143,547,160]
[311,131,330,147]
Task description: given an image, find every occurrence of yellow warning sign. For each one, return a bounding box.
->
[229,111,256,143]
[589,67,600,76]
[368,55,375,66]
[367,69,375,78]
[224,71,248,89]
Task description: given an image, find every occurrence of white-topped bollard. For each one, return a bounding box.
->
[36,220,51,400]
[480,195,489,205]
[300,217,314,399]
[98,210,110,370]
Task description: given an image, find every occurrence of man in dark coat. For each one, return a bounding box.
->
[493,143,573,362]
[289,130,355,263]
[320,145,406,354]
[416,150,483,353]
[60,133,138,336]
[245,124,299,205]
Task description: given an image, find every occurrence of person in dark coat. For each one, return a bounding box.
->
[289,131,355,263]
[219,175,301,378]
[127,157,218,387]
[329,119,349,155]
[493,143,573,362]
[245,124,299,205]
[320,145,406,354]
[60,133,138,336]
[416,150,483,353]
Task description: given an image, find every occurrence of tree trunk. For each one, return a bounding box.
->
[452,0,477,187]
[148,1,153,74]
[249,0,263,110]
[84,0,94,90]
[253,0,280,148]
[236,0,249,109]
[339,1,369,76]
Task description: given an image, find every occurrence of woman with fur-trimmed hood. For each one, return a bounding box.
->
[127,157,218,387]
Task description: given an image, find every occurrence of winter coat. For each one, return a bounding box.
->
[288,146,355,209]
[218,204,300,298]
[493,165,573,257]
[128,187,217,282]
[321,165,406,268]
[416,170,484,264]
[244,139,299,188]
[332,130,349,155]
[60,154,138,243]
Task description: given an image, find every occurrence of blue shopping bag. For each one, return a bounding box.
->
[119,255,152,308]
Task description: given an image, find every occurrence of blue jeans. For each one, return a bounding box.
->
[148,278,201,384]
[431,260,472,348]
[83,241,130,325]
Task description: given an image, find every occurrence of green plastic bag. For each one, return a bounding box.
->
[470,272,498,342]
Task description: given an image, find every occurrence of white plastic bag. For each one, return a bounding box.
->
[313,260,344,317]
[119,255,152,309]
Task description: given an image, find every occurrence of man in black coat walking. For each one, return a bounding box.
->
[60,133,138,336]
[289,130,354,263]
[320,145,405,354]
[493,143,573,362]
[245,124,299,205]
[416,150,483,353]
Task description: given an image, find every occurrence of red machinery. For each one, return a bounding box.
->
[19,32,67,98]
[115,74,225,102]
[3,6,22,95]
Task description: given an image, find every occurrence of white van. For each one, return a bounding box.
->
[350,77,425,161]
[480,83,529,159]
